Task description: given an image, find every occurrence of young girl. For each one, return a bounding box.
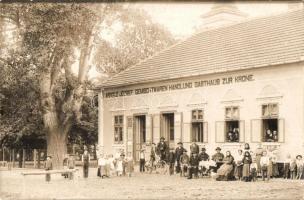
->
[250,158,257,182]
[260,151,270,181]
[116,153,125,176]
[296,155,303,180]
[242,151,252,182]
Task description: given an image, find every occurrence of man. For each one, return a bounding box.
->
[175,142,185,173]
[82,149,90,178]
[188,153,199,179]
[190,139,199,155]
[212,147,224,171]
[67,154,76,180]
[157,137,168,161]
[45,155,53,182]
[199,147,209,161]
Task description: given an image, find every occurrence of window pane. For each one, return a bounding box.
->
[270,104,278,116]
[262,105,269,117]
[192,110,197,120]
[115,116,118,124]
[119,127,123,141]
[119,116,123,124]
[198,110,203,120]
[225,107,232,119]
[232,107,239,119]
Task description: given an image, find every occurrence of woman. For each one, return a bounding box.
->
[234,149,243,180]
[242,151,252,182]
[244,143,250,153]
[216,151,235,181]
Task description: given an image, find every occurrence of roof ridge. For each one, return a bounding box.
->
[100,7,304,88]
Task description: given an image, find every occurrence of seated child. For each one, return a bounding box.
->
[180,150,189,177]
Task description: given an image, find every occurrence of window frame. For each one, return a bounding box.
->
[224,106,240,143]
[114,115,124,144]
[191,109,205,143]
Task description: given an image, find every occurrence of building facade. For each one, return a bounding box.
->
[96,8,304,162]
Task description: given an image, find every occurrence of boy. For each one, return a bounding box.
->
[180,150,189,177]
[139,149,145,173]
[260,151,270,181]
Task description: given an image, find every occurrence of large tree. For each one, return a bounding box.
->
[0,3,174,168]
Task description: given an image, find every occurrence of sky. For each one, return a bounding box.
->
[88,2,290,79]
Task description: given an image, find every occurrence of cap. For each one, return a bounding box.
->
[215,147,221,151]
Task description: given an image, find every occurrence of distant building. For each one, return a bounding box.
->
[96,8,304,162]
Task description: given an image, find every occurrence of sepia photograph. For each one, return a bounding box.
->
[0,0,304,199]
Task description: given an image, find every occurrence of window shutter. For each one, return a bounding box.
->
[239,120,245,143]
[174,112,183,145]
[146,115,153,144]
[152,114,160,143]
[215,121,225,143]
[251,119,262,142]
[278,118,285,143]
[112,116,115,142]
[203,122,208,143]
[126,116,133,156]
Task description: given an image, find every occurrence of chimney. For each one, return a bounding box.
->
[200,2,247,29]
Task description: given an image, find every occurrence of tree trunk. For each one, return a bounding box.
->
[12,149,15,168]
[46,129,68,169]
[18,149,22,168]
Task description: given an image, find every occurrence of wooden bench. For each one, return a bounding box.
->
[21,169,79,197]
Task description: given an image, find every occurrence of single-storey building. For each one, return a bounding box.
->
[96,7,304,162]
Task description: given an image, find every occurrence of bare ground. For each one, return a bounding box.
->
[0,167,304,200]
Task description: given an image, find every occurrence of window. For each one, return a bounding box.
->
[225,106,240,142]
[262,103,279,142]
[191,109,204,142]
[114,115,123,143]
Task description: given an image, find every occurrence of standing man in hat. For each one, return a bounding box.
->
[45,155,53,182]
[157,137,168,161]
[82,149,90,178]
[212,147,225,171]
[190,139,199,155]
[175,142,185,173]
[139,148,146,173]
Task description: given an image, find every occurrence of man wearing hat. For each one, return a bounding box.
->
[296,155,303,179]
[190,139,199,155]
[188,152,199,179]
[157,137,168,161]
[175,142,185,173]
[212,147,224,171]
[82,149,90,178]
[139,148,146,173]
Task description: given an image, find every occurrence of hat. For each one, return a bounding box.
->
[215,147,221,151]
[183,149,187,153]
[177,142,183,145]
[201,147,206,151]
[160,137,165,140]
[120,153,125,157]
[296,155,302,159]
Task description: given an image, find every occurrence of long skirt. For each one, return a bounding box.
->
[234,165,243,179]
[267,161,273,177]
[83,164,89,178]
[242,164,250,177]
[217,164,233,177]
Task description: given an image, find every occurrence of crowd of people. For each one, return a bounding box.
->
[44,138,304,182]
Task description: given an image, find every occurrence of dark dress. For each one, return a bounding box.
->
[168,152,176,175]
[83,154,90,178]
[188,155,199,179]
[242,155,252,179]
[212,152,225,171]
[216,155,234,181]
[157,142,168,161]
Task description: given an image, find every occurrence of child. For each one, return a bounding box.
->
[250,158,257,182]
[242,151,252,182]
[296,155,303,180]
[283,154,291,179]
[125,152,134,177]
[116,153,125,176]
[290,158,297,180]
[260,151,270,181]
[139,149,145,173]
[180,150,189,177]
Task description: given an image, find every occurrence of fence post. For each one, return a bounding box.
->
[22,149,26,168]
[33,149,37,168]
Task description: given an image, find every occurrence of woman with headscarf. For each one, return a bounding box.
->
[216,151,235,181]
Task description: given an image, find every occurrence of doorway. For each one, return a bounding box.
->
[133,115,146,161]
[161,113,174,148]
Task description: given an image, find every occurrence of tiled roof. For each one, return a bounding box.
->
[100,9,304,88]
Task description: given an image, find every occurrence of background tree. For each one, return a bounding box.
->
[0,3,175,168]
